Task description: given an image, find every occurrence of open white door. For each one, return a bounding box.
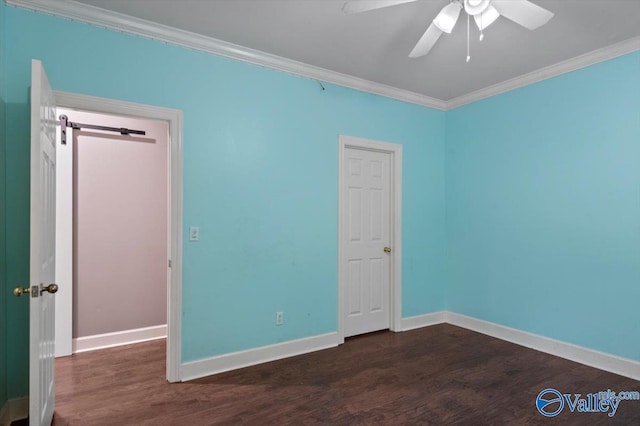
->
[30,59,58,426]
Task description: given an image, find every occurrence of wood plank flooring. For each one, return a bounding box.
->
[53,324,640,425]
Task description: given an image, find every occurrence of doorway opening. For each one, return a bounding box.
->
[53,92,182,382]
[56,107,168,355]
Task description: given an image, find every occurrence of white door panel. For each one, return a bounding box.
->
[343,148,391,337]
[30,59,57,426]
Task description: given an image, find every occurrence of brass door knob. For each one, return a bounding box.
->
[41,283,59,295]
[384,247,392,253]
[13,286,31,297]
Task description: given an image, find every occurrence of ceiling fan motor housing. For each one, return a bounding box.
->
[464,0,492,16]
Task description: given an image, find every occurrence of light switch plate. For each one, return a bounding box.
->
[189,226,199,241]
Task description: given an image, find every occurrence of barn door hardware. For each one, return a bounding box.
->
[59,114,146,145]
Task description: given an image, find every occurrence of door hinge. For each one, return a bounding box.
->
[168,259,172,268]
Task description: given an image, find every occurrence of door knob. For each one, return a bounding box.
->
[13,284,58,297]
[13,286,32,297]
[40,283,59,295]
[384,247,392,253]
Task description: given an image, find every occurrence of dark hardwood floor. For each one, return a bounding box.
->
[53,324,639,425]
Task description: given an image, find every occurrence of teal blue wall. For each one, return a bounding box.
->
[3,6,446,397]
[446,52,640,361]
[0,0,8,410]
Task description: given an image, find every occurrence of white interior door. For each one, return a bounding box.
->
[342,147,391,337]
[30,59,57,426]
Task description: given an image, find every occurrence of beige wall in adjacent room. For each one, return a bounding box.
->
[59,108,168,338]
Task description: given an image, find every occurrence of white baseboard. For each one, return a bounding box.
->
[445,312,640,381]
[180,311,639,382]
[73,324,167,354]
[0,397,29,425]
[401,311,446,331]
[0,401,7,426]
[181,332,339,381]
[10,398,28,423]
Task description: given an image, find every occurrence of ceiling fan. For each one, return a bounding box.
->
[342,0,554,60]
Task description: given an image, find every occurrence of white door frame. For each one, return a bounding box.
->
[338,135,402,343]
[54,91,183,382]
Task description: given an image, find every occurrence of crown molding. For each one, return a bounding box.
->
[8,0,639,112]
[446,35,640,110]
[7,0,448,111]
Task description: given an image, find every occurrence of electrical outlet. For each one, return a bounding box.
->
[189,226,199,241]
[276,311,284,326]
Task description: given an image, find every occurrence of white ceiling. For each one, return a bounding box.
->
[68,0,640,102]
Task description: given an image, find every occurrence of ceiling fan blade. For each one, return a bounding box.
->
[409,23,443,58]
[342,0,419,14]
[491,0,554,30]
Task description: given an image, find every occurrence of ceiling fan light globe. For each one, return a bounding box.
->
[433,2,462,34]
[464,0,492,16]
[474,5,500,30]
